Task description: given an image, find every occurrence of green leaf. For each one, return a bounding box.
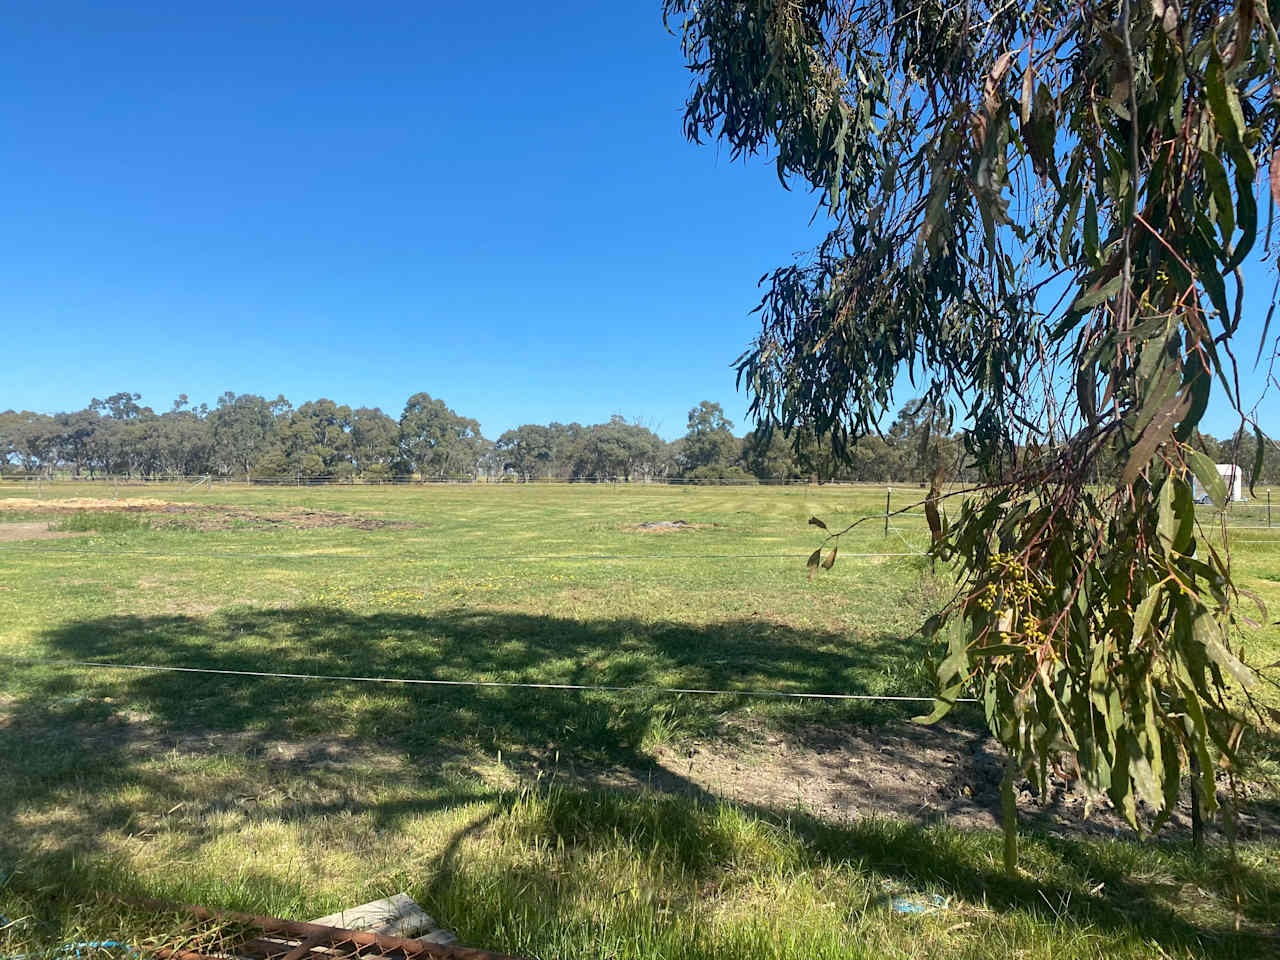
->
[1157,477,1178,548]
[920,167,952,257]
[913,680,964,724]
[1201,151,1234,242]
[939,632,969,683]
[1059,185,1081,262]
[1070,273,1123,313]
[1170,478,1195,553]
[1109,733,1137,828]
[1174,365,1210,442]
[1026,82,1058,186]
[1130,740,1162,810]
[1194,613,1255,688]
[1121,388,1193,486]
[1083,193,1099,260]
[1204,53,1241,147]
[1076,360,1097,425]
[971,643,1026,656]
[1187,448,1227,508]
[808,516,828,530]
[1177,680,1220,817]
[1226,161,1257,272]
[1132,590,1160,643]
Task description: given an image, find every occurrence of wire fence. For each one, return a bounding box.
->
[0,655,977,704]
[1,473,903,487]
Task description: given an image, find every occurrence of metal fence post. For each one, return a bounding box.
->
[884,487,891,538]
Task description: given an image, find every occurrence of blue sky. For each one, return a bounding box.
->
[2,2,1274,440]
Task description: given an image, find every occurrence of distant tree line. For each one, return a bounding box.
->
[1,391,1276,486]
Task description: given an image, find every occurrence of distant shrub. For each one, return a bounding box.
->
[51,511,150,533]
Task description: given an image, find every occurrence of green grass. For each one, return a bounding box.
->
[48,512,151,534]
[1,483,1278,959]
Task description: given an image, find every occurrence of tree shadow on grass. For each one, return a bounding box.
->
[2,607,1277,957]
[18,605,932,768]
[406,786,1279,959]
[1,605,927,867]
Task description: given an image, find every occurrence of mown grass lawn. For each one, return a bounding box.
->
[1,482,1277,959]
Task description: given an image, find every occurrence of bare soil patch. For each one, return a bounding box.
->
[0,498,395,531]
[623,520,709,533]
[627,717,1277,841]
[0,522,84,542]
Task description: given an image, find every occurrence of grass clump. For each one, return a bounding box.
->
[48,512,150,534]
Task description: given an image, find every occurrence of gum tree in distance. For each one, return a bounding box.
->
[664,0,1279,869]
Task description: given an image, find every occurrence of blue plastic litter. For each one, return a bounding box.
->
[890,893,949,914]
[4,939,139,960]
[65,943,139,959]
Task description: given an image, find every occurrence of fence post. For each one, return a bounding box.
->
[884,487,891,538]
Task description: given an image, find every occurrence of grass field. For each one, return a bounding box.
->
[1,482,1278,959]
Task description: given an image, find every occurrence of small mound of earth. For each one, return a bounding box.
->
[625,520,705,533]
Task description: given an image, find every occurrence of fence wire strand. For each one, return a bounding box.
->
[1,655,978,704]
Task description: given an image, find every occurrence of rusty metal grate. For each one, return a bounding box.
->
[139,902,528,960]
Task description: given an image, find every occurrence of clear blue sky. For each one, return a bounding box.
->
[2,2,1273,440]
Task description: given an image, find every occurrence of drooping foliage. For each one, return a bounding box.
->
[665,0,1280,863]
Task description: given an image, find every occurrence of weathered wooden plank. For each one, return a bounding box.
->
[308,893,456,943]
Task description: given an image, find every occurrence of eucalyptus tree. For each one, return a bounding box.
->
[209,393,281,481]
[0,411,59,474]
[678,401,740,473]
[497,424,556,480]
[665,0,1279,867]
[398,392,486,479]
[350,407,400,478]
[280,399,356,478]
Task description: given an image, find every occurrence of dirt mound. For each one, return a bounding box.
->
[624,520,706,533]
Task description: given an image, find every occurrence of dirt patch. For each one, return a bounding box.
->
[0,522,85,542]
[623,520,709,533]
[0,497,196,513]
[0,498,396,532]
[622,717,1277,841]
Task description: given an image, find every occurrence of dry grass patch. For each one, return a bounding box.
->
[0,522,83,542]
[0,497,194,512]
